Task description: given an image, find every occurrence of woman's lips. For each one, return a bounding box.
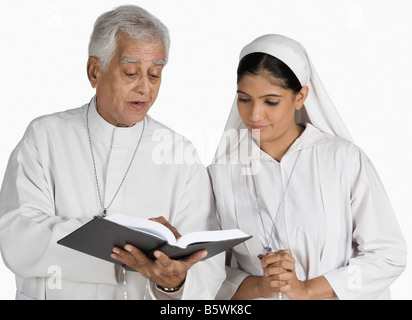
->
[249,124,270,131]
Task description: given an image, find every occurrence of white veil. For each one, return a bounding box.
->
[212,34,352,165]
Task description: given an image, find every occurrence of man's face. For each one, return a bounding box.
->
[88,33,166,127]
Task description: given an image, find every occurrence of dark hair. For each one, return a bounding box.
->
[237,52,302,94]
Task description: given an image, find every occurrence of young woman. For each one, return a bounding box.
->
[208,34,406,300]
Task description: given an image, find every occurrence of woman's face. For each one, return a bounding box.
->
[237,71,308,148]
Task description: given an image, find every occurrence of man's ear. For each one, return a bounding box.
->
[295,86,309,111]
[87,57,102,88]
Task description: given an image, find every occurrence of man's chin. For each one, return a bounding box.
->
[127,112,149,126]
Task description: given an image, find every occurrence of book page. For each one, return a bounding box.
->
[105,214,177,245]
[176,229,249,248]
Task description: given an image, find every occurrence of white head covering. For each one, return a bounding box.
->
[212,34,352,165]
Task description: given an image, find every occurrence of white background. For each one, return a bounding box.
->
[0,0,411,300]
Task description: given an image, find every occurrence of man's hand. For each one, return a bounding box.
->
[149,216,182,239]
[110,216,206,289]
[111,246,207,289]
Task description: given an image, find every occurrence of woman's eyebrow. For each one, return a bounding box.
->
[237,90,282,98]
[260,94,283,98]
[237,90,250,96]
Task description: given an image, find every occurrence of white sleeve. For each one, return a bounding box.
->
[215,249,250,300]
[324,146,407,300]
[207,164,249,300]
[0,125,117,285]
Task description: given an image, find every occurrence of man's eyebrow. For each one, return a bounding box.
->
[119,57,166,66]
[153,59,167,66]
[119,57,139,64]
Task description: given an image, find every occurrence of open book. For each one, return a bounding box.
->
[58,214,252,270]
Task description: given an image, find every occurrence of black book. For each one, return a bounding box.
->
[57,214,252,270]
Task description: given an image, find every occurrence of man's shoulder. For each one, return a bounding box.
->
[23,104,87,141]
[146,115,178,133]
[30,105,86,128]
[146,115,192,145]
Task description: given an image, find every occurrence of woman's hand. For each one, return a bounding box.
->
[233,249,336,300]
[263,250,336,300]
[259,250,295,298]
[261,250,317,300]
[285,274,336,300]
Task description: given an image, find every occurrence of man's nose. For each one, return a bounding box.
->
[133,75,151,95]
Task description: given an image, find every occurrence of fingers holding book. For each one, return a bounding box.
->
[111,243,208,291]
[149,216,182,239]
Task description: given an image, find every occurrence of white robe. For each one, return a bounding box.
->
[0,98,225,300]
[208,124,406,300]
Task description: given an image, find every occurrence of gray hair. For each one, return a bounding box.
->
[88,5,170,71]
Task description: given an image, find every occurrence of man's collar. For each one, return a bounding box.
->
[87,97,146,147]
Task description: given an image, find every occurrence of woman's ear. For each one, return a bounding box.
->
[87,57,101,89]
[295,86,309,111]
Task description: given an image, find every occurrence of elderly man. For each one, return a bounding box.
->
[0,5,224,300]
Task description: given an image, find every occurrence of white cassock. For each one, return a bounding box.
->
[0,98,225,300]
[208,123,406,300]
[207,34,407,300]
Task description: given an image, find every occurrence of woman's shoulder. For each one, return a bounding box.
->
[317,128,361,155]
[316,129,372,171]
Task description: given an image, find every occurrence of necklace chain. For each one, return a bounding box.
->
[86,101,146,216]
[250,150,301,301]
[250,150,302,253]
